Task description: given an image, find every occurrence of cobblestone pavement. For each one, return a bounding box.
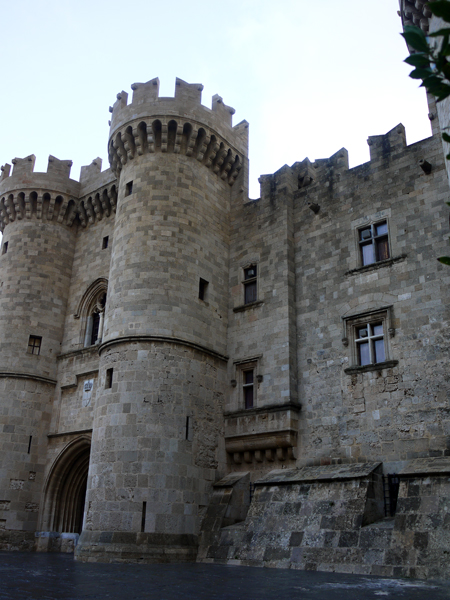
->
[1,553,450,600]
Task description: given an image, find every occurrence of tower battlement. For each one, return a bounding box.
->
[0,155,80,231]
[0,155,79,194]
[108,78,248,185]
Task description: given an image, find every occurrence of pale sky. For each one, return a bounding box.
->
[1,0,431,199]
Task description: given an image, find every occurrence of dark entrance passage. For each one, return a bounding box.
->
[40,436,91,536]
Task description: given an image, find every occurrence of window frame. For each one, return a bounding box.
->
[125,181,133,196]
[342,306,396,373]
[358,220,390,267]
[243,264,258,305]
[232,357,261,410]
[242,368,255,409]
[27,335,42,355]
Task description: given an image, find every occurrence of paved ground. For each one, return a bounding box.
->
[1,553,450,600]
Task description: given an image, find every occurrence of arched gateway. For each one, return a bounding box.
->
[38,436,91,550]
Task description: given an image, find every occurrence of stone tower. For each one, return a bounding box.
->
[0,156,79,538]
[75,78,249,561]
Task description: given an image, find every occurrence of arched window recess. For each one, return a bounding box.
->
[74,278,108,348]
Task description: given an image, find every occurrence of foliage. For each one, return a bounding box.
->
[401,1,450,264]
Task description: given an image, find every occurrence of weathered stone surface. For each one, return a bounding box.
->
[1,9,450,577]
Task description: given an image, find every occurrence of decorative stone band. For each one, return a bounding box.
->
[78,185,117,227]
[0,182,118,233]
[108,118,243,185]
[0,372,57,385]
[224,402,300,464]
[0,190,78,233]
[98,335,228,362]
[225,430,298,465]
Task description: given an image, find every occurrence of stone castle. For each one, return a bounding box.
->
[1,0,450,579]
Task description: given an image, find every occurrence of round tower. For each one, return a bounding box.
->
[76,78,249,562]
[0,156,78,543]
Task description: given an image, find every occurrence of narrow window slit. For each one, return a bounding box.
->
[199,278,208,301]
[105,368,113,389]
[27,436,32,454]
[141,501,147,532]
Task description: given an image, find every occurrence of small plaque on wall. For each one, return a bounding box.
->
[82,379,94,407]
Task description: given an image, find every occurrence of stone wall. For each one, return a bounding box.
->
[75,341,227,562]
[293,129,450,468]
[200,459,450,579]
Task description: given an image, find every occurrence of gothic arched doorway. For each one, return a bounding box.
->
[41,436,91,534]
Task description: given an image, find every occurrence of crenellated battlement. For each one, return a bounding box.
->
[0,155,79,194]
[108,77,248,183]
[256,122,432,203]
[0,155,80,232]
[0,154,118,232]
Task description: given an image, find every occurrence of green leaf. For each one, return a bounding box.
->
[429,1,450,22]
[438,256,450,265]
[401,27,430,53]
[410,67,434,79]
[404,53,431,67]
[446,202,450,206]
[420,74,444,87]
[442,132,450,142]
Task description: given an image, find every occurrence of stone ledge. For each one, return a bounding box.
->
[344,360,398,375]
[57,345,101,361]
[233,300,264,313]
[224,402,301,418]
[0,372,57,385]
[98,335,228,362]
[255,461,382,485]
[225,430,298,455]
[399,456,450,476]
[345,254,407,277]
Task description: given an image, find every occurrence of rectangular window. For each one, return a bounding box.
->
[244,265,257,304]
[243,369,254,409]
[198,278,208,301]
[125,181,133,196]
[102,236,109,249]
[27,335,42,355]
[2,241,8,255]
[343,307,396,373]
[356,322,385,366]
[105,368,113,389]
[359,221,390,266]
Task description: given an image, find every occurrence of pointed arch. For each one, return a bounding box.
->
[40,435,91,534]
[74,278,108,347]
